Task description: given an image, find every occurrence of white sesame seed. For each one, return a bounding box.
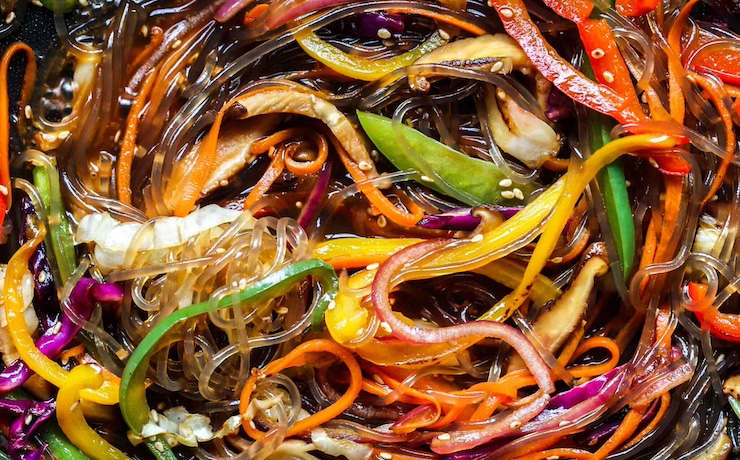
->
[558,420,571,427]
[216,247,226,254]
[710,194,719,202]
[439,29,450,40]
[358,161,373,171]
[5,12,15,24]
[154,441,165,452]
[38,271,47,283]
[437,433,451,441]
[491,61,504,73]
[114,130,122,143]
[499,178,513,187]
[24,414,33,425]
[602,71,615,83]
[471,234,484,243]
[380,321,392,333]
[219,180,229,187]
[141,25,149,37]
[509,420,521,429]
[0,185,8,196]
[625,180,631,187]
[31,0,43,6]
[547,456,560,460]
[249,420,256,429]
[70,402,79,412]
[24,105,32,119]
[380,453,393,460]
[512,188,525,200]
[366,262,380,271]
[590,48,605,59]
[295,201,303,209]
[420,175,433,182]
[648,158,660,169]
[327,300,336,311]
[172,39,182,49]
[501,190,516,199]
[499,7,514,17]
[356,328,365,336]
[238,278,248,289]
[377,215,387,228]
[497,89,508,101]
[52,322,62,334]
[377,28,391,39]
[550,257,563,264]
[57,131,70,140]
[373,374,385,385]
[276,307,289,315]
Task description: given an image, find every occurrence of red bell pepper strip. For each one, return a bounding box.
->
[686,281,740,342]
[539,0,593,23]
[692,48,740,87]
[615,0,659,17]
[0,43,37,228]
[488,0,691,176]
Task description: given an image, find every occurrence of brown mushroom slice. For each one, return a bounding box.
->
[410,34,533,91]
[507,253,609,372]
[230,88,378,176]
[723,373,740,399]
[414,34,531,73]
[174,116,282,198]
[484,88,561,169]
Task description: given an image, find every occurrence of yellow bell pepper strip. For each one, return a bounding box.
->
[4,222,120,405]
[294,30,447,81]
[56,365,131,460]
[357,112,539,206]
[314,237,421,269]
[1,43,36,228]
[120,259,337,435]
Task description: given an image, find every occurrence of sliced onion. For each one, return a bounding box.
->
[430,394,550,454]
[371,239,554,394]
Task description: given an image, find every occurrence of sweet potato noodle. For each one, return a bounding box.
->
[1,0,740,458]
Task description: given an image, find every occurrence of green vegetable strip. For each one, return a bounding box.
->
[357,111,538,206]
[120,259,338,433]
[583,62,635,279]
[7,391,91,460]
[145,437,179,460]
[32,165,77,283]
[729,396,740,420]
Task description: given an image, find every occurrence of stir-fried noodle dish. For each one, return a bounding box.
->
[4,0,740,458]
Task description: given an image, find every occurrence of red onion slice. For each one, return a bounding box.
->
[371,239,555,394]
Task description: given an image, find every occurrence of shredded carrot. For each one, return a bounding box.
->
[388,8,486,35]
[58,344,86,363]
[568,336,620,378]
[129,26,164,76]
[692,73,736,203]
[1,42,37,214]
[622,392,671,448]
[244,4,269,25]
[469,394,502,421]
[665,0,699,123]
[331,137,424,227]
[251,127,329,176]
[243,146,286,210]
[117,69,158,204]
[593,406,645,459]
[240,339,362,438]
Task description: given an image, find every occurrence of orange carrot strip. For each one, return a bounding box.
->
[129,26,164,76]
[1,42,36,213]
[593,407,645,459]
[117,70,158,204]
[332,137,424,227]
[514,448,596,460]
[243,147,286,210]
[240,339,362,438]
[622,393,671,448]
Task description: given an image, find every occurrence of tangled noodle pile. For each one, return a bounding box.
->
[1,0,740,458]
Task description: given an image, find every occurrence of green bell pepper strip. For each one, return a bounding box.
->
[144,437,179,460]
[295,31,447,81]
[120,259,338,434]
[357,111,538,206]
[42,0,77,13]
[32,164,76,284]
[6,390,91,460]
[583,61,635,279]
[730,396,740,420]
